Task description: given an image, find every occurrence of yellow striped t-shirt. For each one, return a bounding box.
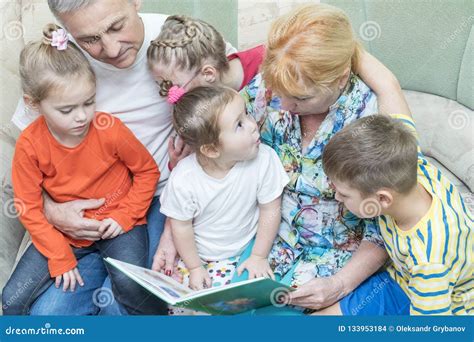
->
[378,114,473,315]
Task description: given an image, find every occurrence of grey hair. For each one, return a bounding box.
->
[48,0,133,18]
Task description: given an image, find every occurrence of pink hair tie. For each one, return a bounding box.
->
[51,29,68,50]
[167,85,186,104]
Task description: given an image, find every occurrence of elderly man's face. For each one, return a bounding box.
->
[59,0,144,69]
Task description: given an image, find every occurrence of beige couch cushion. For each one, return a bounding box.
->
[404,90,474,192]
[0,126,25,311]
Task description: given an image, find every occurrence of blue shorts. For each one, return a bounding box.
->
[340,271,410,315]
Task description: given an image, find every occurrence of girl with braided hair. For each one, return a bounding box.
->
[147,15,265,99]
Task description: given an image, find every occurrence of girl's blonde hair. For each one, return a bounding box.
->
[147,15,229,92]
[173,86,236,153]
[20,23,95,102]
[262,4,363,97]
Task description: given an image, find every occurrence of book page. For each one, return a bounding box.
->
[105,258,191,302]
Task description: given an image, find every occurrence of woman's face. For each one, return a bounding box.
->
[278,84,342,116]
[277,68,351,116]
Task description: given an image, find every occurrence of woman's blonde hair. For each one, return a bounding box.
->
[173,86,236,153]
[262,3,363,97]
[19,23,95,102]
[147,15,229,94]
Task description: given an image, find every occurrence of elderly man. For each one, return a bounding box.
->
[10,0,235,315]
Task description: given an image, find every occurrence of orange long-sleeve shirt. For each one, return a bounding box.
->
[12,112,160,277]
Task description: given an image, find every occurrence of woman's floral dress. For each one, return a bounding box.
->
[241,73,385,287]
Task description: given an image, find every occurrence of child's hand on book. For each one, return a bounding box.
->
[55,267,84,292]
[237,254,275,280]
[99,218,125,239]
[189,266,212,290]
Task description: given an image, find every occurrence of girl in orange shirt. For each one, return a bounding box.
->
[2,24,161,315]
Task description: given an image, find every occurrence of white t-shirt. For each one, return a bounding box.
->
[11,13,237,196]
[160,144,289,261]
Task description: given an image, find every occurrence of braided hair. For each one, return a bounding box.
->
[147,15,229,96]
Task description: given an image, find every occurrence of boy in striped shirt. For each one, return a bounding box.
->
[322,114,473,315]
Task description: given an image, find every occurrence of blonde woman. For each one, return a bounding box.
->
[238,3,412,315]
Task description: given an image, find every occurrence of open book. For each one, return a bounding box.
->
[104,257,295,315]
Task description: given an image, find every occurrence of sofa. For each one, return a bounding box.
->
[0,0,472,313]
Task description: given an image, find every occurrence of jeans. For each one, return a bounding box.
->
[32,196,166,315]
[145,196,167,268]
[2,225,165,315]
[5,197,167,315]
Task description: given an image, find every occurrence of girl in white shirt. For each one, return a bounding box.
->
[160,86,289,291]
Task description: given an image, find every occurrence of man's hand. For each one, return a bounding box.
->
[43,194,105,240]
[167,135,192,170]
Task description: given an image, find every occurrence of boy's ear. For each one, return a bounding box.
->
[23,95,39,112]
[201,65,218,84]
[338,67,351,90]
[199,143,220,159]
[376,189,394,210]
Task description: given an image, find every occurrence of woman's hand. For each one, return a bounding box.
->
[152,218,179,277]
[289,275,345,310]
[237,255,275,279]
[188,266,212,291]
[55,267,84,292]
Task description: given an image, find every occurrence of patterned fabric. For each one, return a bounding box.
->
[241,73,385,286]
[168,256,240,315]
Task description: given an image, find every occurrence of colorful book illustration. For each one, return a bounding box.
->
[104,257,295,315]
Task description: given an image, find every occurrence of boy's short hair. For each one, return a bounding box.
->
[322,115,418,195]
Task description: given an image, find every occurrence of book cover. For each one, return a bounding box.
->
[104,257,294,315]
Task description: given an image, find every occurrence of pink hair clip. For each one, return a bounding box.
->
[51,29,68,50]
[167,85,186,104]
